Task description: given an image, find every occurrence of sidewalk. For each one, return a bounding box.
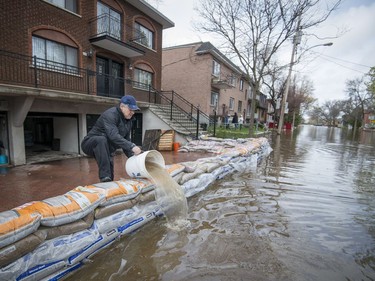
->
[0,151,207,212]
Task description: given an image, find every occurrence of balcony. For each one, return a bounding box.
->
[89,14,144,58]
[211,77,233,89]
[0,50,153,103]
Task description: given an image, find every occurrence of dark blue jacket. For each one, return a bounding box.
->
[86,105,135,157]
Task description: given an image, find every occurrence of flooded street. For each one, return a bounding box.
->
[67,125,375,281]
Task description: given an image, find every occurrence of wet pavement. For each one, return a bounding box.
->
[0,151,210,212]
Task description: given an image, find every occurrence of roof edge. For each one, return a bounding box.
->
[126,0,174,29]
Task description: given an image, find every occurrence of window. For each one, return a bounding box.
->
[247,88,253,100]
[238,101,242,113]
[211,92,219,106]
[247,103,251,116]
[134,68,153,90]
[46,0,77,13]
[212,60,220,77]
[228,74,236,86]
[97,2,121,40]
[240,79,244,91]
[229,97,234,110]
[135,22,154,49]
[32,36,78,74]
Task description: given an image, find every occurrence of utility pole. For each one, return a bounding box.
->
[277,16,302,135]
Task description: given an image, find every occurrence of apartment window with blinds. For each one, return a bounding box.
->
[211,92,219,106]
[32,36,78,74]
[238,101,242,113]
[228,74,236,86]
[240,79,244,91]
[135,22,154,49]
[134,68,153,90]
[45,0,77,13]
[212,60,220,77]
[229,97,234,110]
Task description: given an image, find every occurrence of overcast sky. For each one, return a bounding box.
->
[153,0,375,104]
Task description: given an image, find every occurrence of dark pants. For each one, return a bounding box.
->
[81,136,113,180]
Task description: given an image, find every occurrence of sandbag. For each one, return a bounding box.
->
[22,190,104,227]
[94,207,140,234]
[76,179,146,206]
[0,258,65,281]
[172,172,184,184]
[118,202,162,236]
[137,190,155,204]
[94,200,136,219]
[165,163,185,177]
[211,164,235,180]
[180,167,206,184]
[117,178,155,194]
[0,230,46,268]
[38,212,95,240]
[182,173,216,198]
[67,227,119,265]
[0,226,100,281]
[0,206,41,249]
[40,262,83,281]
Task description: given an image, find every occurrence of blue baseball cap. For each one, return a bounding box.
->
[120,95,140,111]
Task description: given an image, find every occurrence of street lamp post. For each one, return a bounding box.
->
[277,29,333,134]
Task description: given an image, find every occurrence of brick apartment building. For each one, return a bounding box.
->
[162,42,250,121]
[0,0,174,166]
[162,42,268,124]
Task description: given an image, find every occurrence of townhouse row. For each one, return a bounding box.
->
[0,0,270,166]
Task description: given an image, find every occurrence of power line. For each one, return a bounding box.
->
[317,55,369,74]
[311,50,373,69]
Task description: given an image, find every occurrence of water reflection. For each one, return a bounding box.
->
[67,125,375,281]
[359,129,375,145]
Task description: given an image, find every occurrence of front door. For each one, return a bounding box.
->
[96,57,124,98]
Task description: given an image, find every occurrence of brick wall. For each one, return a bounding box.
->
[0,0,163,99]
[162,43,249,117]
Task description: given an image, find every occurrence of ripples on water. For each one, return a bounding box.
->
[67,125,375,281]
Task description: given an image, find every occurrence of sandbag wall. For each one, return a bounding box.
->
[0,137,271,281]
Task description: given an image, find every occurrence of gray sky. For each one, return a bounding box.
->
[154,0,375,104]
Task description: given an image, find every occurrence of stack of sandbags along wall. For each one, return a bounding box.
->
[0,137,271,281]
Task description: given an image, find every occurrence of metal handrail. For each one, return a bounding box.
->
[160,90,213,125]
[149,89,199,137]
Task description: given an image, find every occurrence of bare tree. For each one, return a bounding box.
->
[195,0,341,135]
[345,78,373,123]
[367,67,375,91]
[341,98,361,131]
[263,62,286,125]
[365,67,375,110]
[287,76,316,126]
[309,100,342,126]
[308,105,323,125]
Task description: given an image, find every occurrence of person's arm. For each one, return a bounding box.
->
[102,111,136,152]
[122,122,141,157]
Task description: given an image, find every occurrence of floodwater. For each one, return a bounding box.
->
[67,125,375,281]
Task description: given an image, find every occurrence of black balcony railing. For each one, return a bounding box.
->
[90,13,122,40]
[0,49,151,99]
[0,49,210,138]
[0,50,95,94]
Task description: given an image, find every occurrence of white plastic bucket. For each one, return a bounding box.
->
[125,150,165,178]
